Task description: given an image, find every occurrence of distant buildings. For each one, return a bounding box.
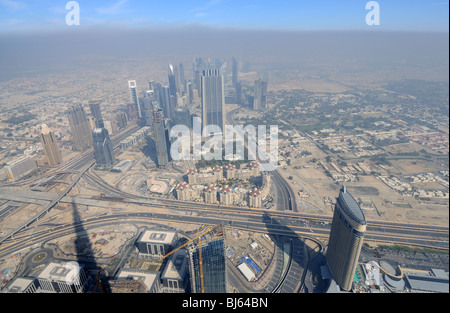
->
[67,104,93,151]
[128,80,141,118]
[4,155,37,181]
[40,124,62,166]
[326,185,367,291]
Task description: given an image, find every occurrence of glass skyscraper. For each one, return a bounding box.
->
[92,127,114,168]
[326,185,367,291]
[201,69,226,132]
[187,228,226,293]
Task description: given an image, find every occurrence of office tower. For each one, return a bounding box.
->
[235,82,243,105]
[232,57,238,87]
[201,69,226,132]
[179,63,185,94]
[36,261,88,293]
[253,79,268,110]
[173,107,191,129]
[88,100,104,128]
[187,227,226,293]
[152,104,170,169]
[40,124,62,166]
[127,103,137,121]
[116,112,127,129]
[67,104,93,151]
[128,80,141,118]
[141,90,156,127]
[168,64,177,98]
[4,155,37,181]
[92,127,114,168]
[326,185,367,291]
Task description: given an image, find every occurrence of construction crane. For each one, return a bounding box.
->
[158,224,224,293]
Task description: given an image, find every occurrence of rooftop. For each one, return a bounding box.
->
[138,229,177,245]
[338,185,366,225]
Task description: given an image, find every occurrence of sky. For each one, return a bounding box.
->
[0,0,448,33]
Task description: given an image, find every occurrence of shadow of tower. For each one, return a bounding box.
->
[71,199,111,293]
[260,212,309,293]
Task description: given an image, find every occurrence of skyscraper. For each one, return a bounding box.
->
[232,57,238,87]
[201,69,226,132]
[152,103,170,169]
[40,124,62,165]
[326,185,367,291]
[92,127,115,168]
[253,79,268,111]
[187,227,226,293]
[67,104,93,151]
[128,80,141,118]
[88,100,104,128]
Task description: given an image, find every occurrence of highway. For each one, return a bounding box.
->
[0,114,448,294]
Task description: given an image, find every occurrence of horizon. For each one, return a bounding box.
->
[0,0,448,34]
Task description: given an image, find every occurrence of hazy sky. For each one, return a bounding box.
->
[0,0,448,33]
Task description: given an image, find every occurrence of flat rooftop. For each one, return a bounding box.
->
[115,268,159,291]
[36,261,83,284]
[138,229,177,245]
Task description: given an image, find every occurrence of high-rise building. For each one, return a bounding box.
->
[67,104,93,151]
[152,103,170,169]
[40,124,62,166]
[253,79,268,110]
[232,57,238,87]
[36,261,88,293]
[168,64,177,98]
[201,69,226,132]
[141,90,156,127]
[326,185,367,291]
[187,226,226,293]
[128,80,141,118]
[4,155,37,181]
[92,127,115,168]
[88,100,104,128]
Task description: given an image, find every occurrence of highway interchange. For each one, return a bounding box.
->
[0,120,448,293]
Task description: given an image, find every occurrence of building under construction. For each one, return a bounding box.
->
[187,225,227,293]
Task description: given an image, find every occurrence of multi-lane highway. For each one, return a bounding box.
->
[0,116,448,294]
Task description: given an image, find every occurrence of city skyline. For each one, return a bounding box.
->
[0,0,448,33]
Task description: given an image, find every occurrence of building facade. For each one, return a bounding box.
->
[326,185,367,291]
[92,127,115,168]
[201,69,226,132]
[67,104,93,151]
[40,124,62,166]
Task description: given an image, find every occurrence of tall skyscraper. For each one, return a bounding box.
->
[152,103,170,169]
[201,69,226,132]
[187,227,226,293]
[232,57,238,87]
[253,79,268,111]
[88,100,104,128]
[40,124,62,166]
[141,90,156,127]
[67,104,93,151]
[128,80,141,118]
[326,185,367,291]
[168,64,177,98]
[92,127,115,168]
